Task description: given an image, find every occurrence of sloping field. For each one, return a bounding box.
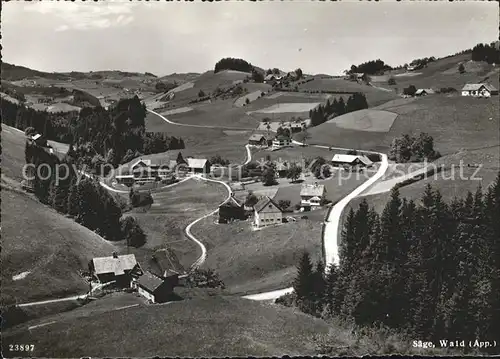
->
[234,90,264,107]
[194,217,324,295]
[330,109,398,132]
[161,99,258,128]
[298,78,397,107]
[160,106,193,115]
[249,102,320,114]
[2,296,331,357]
[1,187,117,305]
[307,95,499,155]
[145,113,250,161]
[125,179,227,269]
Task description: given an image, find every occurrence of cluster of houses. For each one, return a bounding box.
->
[407,83,498,98]
[263,70,302,86]
[115,157,211,186]
[88,252,180,304]
[217,152,374,227]
[248,133,292,150]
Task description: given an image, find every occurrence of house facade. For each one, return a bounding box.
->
[331,154,373,168]
[300,183,326,209]
[272,135,291,150]
[135,271,179,304]
[254,196,283,227]
[461,83,498,97]
[88,253,142,288]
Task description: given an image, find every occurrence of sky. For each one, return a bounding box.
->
[2,1,498,76]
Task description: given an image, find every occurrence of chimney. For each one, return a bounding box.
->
[112,252,118,259]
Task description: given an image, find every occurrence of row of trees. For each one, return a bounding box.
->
[471,42,500,65]
[347,60,392,75]
[26,142,146,247]
[2,96,185,173]
[309,93,369,127]
[214,57,254,73]
[290,176,500,352]
[389,132,441,163]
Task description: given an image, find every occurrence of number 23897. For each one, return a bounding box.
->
[9,344,34,352]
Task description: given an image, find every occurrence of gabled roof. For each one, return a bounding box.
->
[187,158,208,169]
[462,83,497,92]
[332,154,373,166]
[136,271,164,293]
[220,196,243,208]
[31,134,42,141]
[300,183,326,197]
[264,74,275,81]
[254,196,282,213]
[415,89,434,95]
[249,134,266,141]
[91,254,137,276]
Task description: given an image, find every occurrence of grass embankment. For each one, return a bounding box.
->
[1,187,116,306]
[2,296,331,357]
[123,179,228,270]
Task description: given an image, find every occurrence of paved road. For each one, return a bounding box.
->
[242,140,389,301]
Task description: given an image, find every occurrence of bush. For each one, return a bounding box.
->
[278,199,291,211]
[129,188,154,207]
[185,268,225,289]
[388,77,396,86]
[120,216,147,248]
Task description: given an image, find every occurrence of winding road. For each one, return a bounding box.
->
[146,109,390,301]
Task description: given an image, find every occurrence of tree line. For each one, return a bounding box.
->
[471,42,500,64]
[347,59,392,75]
[26,141,146,247]
[389,133,441,163]
[286,176,500,354]
[309,93,368,127]
[1,96,185,174]
[214,57,254,73]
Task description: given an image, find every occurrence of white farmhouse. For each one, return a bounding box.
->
[461,83,498,98]
[253,196,283,228]
[300,183,326,209]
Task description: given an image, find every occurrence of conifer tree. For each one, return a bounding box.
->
[293,251,314,301]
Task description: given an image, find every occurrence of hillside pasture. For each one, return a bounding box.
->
[145,111,251,157]
[193,216,324,295]
[1,187,117,306]
[123,178,227,269]
[330,109,398,132]
[307,95,499,154]
[2,296,331,357]
[160,99,258,128]
[297,78,398,107]
[234,90,265,107]
[248,102,320,114]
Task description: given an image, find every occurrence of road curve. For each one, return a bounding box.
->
[185,175,233,270]
[244,141,389,301]
[147,108,256,131]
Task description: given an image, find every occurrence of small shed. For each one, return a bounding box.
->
[136,271,179,304]
[331,154,373,167]
[187,158,210,174]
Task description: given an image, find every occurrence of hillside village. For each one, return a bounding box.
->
[1,9,500,356]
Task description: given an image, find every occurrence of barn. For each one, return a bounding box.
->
[331,154,373,167]
[135,271,179,304]
[88,253,142,288]
[218,195,246,223]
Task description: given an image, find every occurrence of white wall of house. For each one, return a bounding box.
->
[138,286,156,303]
[462,89,491,97]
